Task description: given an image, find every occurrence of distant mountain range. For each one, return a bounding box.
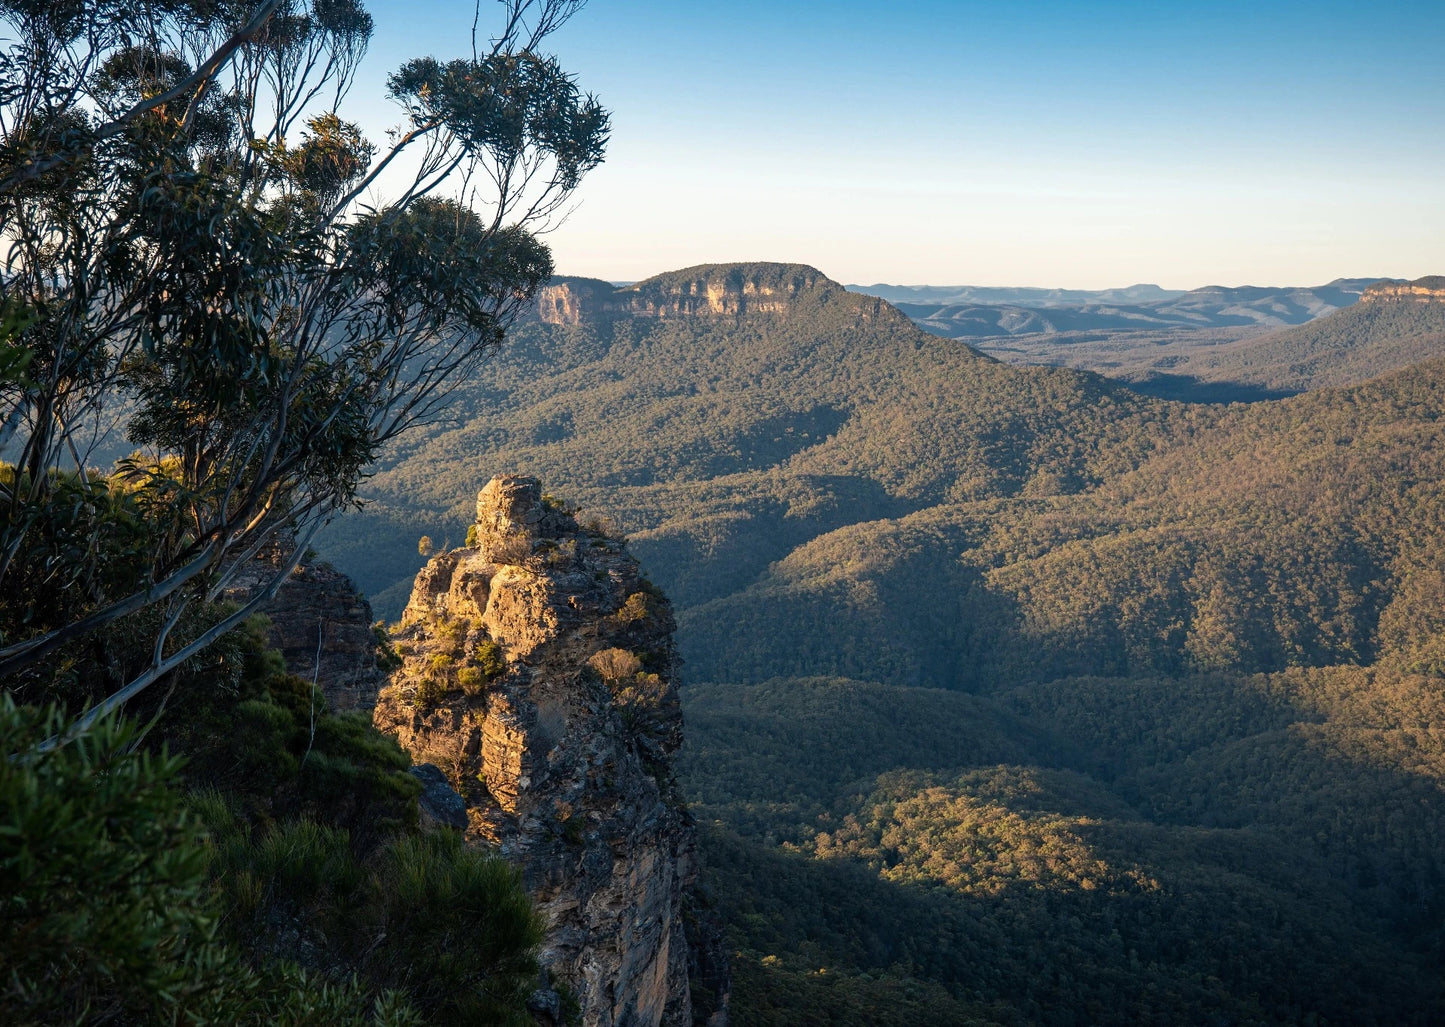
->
[1121,275,1445,397]
[854,278,1389,338]
[846,282,1187,308]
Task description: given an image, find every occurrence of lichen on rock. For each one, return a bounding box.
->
[374,475,728,1026]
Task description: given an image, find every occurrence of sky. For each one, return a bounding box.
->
[352,1,1445,289]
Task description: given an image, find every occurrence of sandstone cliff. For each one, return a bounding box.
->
[373,476,728,1026]
[1360,275,1445,303]
[535,262,898,326]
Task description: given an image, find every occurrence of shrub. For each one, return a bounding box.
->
[458,666,486,696]
[474,640,508,680]
[589,647,642,684]
[0,698,409,1025]
[616,593,654,624]
[373,622,404,672]
[415,678,446,709]
[367,832,543,1024]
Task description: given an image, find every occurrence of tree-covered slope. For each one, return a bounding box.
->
[318,261,1445,1024]
[321,263,1199,616]
[681,666,1445,1025]
[680,355,1445,687]
[1126,275,1445,394]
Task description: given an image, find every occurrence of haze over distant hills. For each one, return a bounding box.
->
[320,261,1445,1024]
[857,277,1386,339]
[845,274,1445,403]
[1120,275,1445,395]
[846,282,1189,308]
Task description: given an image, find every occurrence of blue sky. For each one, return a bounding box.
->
[353,1,1445,288]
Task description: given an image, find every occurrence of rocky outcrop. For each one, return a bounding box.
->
[225,550,387,714]
[537,263,840,324]
[1361,276,1445,303]
[374,476,728,1027]
[535,276,639,325]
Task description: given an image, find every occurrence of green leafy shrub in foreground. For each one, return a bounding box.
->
[0,696,410,1026]
[2,611,547,1025]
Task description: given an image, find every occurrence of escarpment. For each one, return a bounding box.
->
[535,262,904,327]
[374,475,729,1027]
[1360,275,1445,303]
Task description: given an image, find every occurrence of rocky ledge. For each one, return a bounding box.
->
[373,476,728,1027]
[1361,275,1445,303]
[226,548,386,714]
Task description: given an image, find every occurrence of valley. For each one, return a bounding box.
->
[320,263,1445,1024]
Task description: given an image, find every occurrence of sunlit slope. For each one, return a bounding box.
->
[680,356,1445,686]
[681,666,1445,1025]
[322,264,1197,617]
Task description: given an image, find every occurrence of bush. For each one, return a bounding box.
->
[366,832,543,1025]
[415,678,446,709]
[589,647,642,684]
[0,698,412,1026]
[458,666,486,696]
[474,640,508,680]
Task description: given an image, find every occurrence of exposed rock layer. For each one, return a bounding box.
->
[375,476,728,1026]
[536,264,854,325]
[1361,276,1445,303]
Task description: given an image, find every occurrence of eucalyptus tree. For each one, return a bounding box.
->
[0,0,607,725]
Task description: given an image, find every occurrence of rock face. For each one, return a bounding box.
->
[1361,275,1445,303]
[374,476,728,1027]
[226,550,387,714]
[536,263,841,325]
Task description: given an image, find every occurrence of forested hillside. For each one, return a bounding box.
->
[1122,275,1445,394]
[322,264,1203,615]
[941,276,1445,404]
[322,263,1445,1023]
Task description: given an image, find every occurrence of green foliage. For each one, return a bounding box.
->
[440,617,471,644]
[316,271,1198,619]
[681,669,1445,1024]
[0,697,418,1026]
[159,619,541,1023]
[415,678,446,709]
[0,0,607,725]
[473,639,507,679]
[373,621,403,672]
[457,666,486,695]
[365,832,542,1024]
[0,698,219,1023]
[196,800,541,1026]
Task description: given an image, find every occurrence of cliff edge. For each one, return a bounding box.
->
[534,263,905,327]
[373,475,728,1027]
